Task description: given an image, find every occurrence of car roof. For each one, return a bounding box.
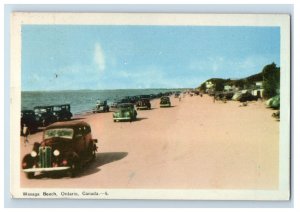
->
[46,120,90,129]
[21,109,34,112]
[118,103,133,106]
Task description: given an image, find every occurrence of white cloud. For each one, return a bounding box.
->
[112,67,182,89]
[94,42,106,73]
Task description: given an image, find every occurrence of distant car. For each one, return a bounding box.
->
[129,96,139,104]
[21,110,39,135]
[160,96,171,107]
[236,92,258,102]
[110,100,122,109]
[113,103,137,122]
[174,92,180,98]
[22,121,98,178]
[139,95,150,100]
[52,104,73,121]
[93,100,109,113]
[33,106,57,127]
[136,98,151,110]
[120,98,131,104]
[266,95,280,109]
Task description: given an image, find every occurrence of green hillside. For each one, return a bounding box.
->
[198,63,279,98]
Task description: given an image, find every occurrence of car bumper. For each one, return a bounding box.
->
[113,117,132,121]
[23,167,71,173]
[160,104,170,107]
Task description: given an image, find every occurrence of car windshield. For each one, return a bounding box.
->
[53,106,61,111]
[97,101,105,105]
[44,128,74,139]
[24,111,34,115]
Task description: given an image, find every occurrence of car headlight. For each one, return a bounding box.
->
[30,151,37,157]
[53,149,60,156]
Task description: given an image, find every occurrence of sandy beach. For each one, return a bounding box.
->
[20,94,279,189]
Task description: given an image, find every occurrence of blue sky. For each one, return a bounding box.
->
[22,25,280,91]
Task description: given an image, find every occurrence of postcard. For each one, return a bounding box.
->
[10,12,290,200]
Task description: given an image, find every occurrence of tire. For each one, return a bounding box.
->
[22,154,35,179]
[26,172,35,179]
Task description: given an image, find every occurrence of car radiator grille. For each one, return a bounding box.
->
[39,146,52,168]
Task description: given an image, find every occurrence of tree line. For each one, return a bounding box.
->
[198,63,280,99]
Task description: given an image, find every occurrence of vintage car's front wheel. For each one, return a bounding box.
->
[26,172,35,179]
[22,154,35,179]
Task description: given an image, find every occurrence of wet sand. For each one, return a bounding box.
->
[20,94,279,189]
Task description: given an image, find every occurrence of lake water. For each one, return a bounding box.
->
[21,89,186,115]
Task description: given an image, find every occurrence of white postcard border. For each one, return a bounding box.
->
[10,12,290,200]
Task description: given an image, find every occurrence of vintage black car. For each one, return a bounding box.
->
[139,95,150,100]
[136,98,151,110]
[34,106,57,127]
[52,104,73,121]
[160,96,171,107]
[128,96,139,104]
[215,92,234,101]
[174,92,181,98]
[21,110,39,135]
[235,92,258,102]
[93,100,109,113]
[22,121,98,178]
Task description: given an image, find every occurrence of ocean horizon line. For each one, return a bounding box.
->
[22,88,192,92]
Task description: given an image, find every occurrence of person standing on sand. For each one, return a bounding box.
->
[23,124,29,146]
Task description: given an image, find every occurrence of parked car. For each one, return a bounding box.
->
[129,96,139,104]
[22,121,98,178]
[20,110,39,135]
[232,91,258,102]
[237,92,258,102]
[266,95,280,109]
[93,100,109,113]
[33,106,57,127]
[215,92,233,100]
[139,95,150,100]
[110,100,122,109]
[160,96,171,107]
[174,92,180,98]
[113,103,137,122]
[136,98,151,110]
[52,104,73,121]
